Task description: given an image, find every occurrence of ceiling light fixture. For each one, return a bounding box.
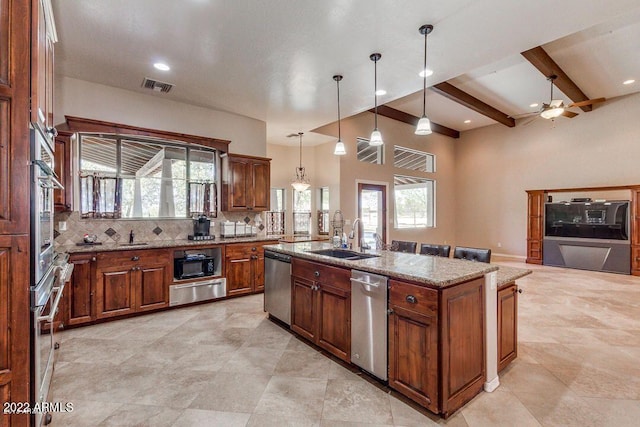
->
[623,79,635,85]
[529,103,539,108]
[464,120,471,124]
[333,75,346,156]
[415,24,434,136]
[540,75,564,119]
[291,132,310,191]
[375,89,387,96]
[419,69,434,78]
[369,53,384,146]
[153,62,170,71]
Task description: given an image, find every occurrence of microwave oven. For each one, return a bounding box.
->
[174,254,215,280]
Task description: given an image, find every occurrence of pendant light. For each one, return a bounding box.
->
[415,24,434,135]
[333,75,346,155]
[369,53,383,146]
[291,132,310,191]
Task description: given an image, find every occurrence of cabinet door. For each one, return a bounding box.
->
[251,160,270,211]
[54,133,72,211]
[252,248,265,292]
[291,276,316,342]
[225,255,253,296]
[228,157,251,210]
[316,283,350,362]
[66,254,94,325]
[137,265,168,311]
[388,305,439,413]
[95,267,135,319]
[498,283,518,372]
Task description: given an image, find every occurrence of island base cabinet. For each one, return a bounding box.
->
[225,243,266,297]
[388,306,439,413]
[498,283,518,372]
[291,258,351,362]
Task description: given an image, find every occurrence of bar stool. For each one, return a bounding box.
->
[390,240,417,253]
[419,243,451,257]
[453,246,491,263]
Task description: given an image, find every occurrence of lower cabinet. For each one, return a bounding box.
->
[65,253,96,326]
[291,258,351,362]
[498,282,518,372]
[225,242,266,296]
[95,249,170,319]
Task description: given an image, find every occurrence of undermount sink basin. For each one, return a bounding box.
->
[118,242,149,247]
[307,249,379,261]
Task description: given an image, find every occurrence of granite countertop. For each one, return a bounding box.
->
[265,242,500,289]
[59,235,280,254]
[277,235,331,243]
[496,265,532,287]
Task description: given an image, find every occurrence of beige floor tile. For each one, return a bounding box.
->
[254,376,327,420]
[48,399,122,427]
[131,369,216,409]
[322,379,394,424]
[582,397,640,427]
[171,408,251,427]
[189,372,271,412]
[247,413,321,426]
[389,397,444,426]
[460,389,541,427]
[274,349,333,379]
[514,390,605,427]
[96,403,182,426]
[219,346,284,375]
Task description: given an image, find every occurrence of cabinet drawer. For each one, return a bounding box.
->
[225,243,263,258]
[292,258,350,290]
[96,249,170,267]
[389,280,438,315]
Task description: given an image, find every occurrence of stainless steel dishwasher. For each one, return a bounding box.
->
[264,250,292,325]
[350,269,388,380]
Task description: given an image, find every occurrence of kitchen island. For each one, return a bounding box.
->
[264,241,531,418]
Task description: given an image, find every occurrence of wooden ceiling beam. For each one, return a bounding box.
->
[431,82,515,127]
[521,46,592,112]
[368,105,460,139]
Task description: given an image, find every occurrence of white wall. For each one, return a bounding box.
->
[455,92,640,257]
[55,76,266,156]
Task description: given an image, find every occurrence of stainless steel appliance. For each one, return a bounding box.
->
[351,269,388,380]
[169,278,226,306]
[188,215,216,241]
[174,253,216,280]
[264,250,291,325]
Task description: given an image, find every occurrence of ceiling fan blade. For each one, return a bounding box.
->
[568,97,606,108]
[562,110,578,118]
[550,99,564,108]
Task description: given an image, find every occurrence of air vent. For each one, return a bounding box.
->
[141,77,174,93]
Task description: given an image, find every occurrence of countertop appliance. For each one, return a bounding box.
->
[351,269,388,380]
[174,253,215,280]
[189,215,215,240]
[264,250,292,325]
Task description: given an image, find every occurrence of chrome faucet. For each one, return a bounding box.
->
[349,218,371,252]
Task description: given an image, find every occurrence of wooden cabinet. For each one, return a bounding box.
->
[498,282,518,372]
[31,0,56,138]
[222,154,270,211]
[291,258,351,362]
[388,280,439,413]
[388,277,485,418]
[95,249,170,319]
[65,253,95,326]
[526,190,545,264]
[54,131,73,211]
[224,242,266,296]
[631,188,640,275]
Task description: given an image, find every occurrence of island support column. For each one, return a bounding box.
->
[484,271,499,392]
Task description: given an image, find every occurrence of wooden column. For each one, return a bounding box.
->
[631,187,640,276]
[526,190,545,264]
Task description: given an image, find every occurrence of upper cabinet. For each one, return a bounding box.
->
[31,0,57,141]
[222,154,271,212]
[54,130,73,211]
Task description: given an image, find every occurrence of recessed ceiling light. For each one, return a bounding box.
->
[375,89,386,96]
[464,120,471,124]
[623,79,635,85]
[419,69,434,78]
[529,103,539,108]
[153,62,170,71]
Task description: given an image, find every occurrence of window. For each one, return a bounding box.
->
[317,187,330,235]
[394,146,435,172]
[78,134,218,219]
[266,188,285,235]
[357,137,383,164]
[293,189,311,235]
[393,175,435,228]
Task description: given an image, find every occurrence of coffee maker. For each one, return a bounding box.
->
[188,215,215,240]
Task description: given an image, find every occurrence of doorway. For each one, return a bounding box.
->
[357,183,387,248]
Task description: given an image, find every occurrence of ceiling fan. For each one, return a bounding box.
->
[512,75,605,125]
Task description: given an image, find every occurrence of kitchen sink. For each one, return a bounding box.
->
[307,249,379,261]
[118,242,149,247]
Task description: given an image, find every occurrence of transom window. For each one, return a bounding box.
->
[357,137,384,164]
[78,134,218,219]
[394,146,435,173]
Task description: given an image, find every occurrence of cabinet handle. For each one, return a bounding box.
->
[131,256,140,261]
[387,308,394,315]
[314,271,320,277]
[91,256,96,262]
[251,247,257,251]
[516,288,523,294]
[406,295,417,304]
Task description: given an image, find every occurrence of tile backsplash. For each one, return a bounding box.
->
[54,211,266,246]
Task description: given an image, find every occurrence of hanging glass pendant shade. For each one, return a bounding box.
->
[333,75,346,155]
[369,53,384,147]
[291,132,310,191]
[415,24,434,136]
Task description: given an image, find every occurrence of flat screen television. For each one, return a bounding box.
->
[544,201,629,241]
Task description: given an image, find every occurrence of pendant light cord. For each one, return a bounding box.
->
[374,58,378,129]
[422,30,428,117]
[298,132,303,168]
[337,79,341,140]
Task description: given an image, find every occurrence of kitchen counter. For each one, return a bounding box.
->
[277,235,331,243]
[59,235,280,254]
[265,242,530,288]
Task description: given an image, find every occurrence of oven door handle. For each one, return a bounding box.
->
[37,283,65,323]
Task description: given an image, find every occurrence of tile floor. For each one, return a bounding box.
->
[49,260,640,426]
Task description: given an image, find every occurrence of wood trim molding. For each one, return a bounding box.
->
[368,106,460,139]
[528,184,640,193]
[521,46,592,112]
[431,82,515,127]
[58,116,232,152]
